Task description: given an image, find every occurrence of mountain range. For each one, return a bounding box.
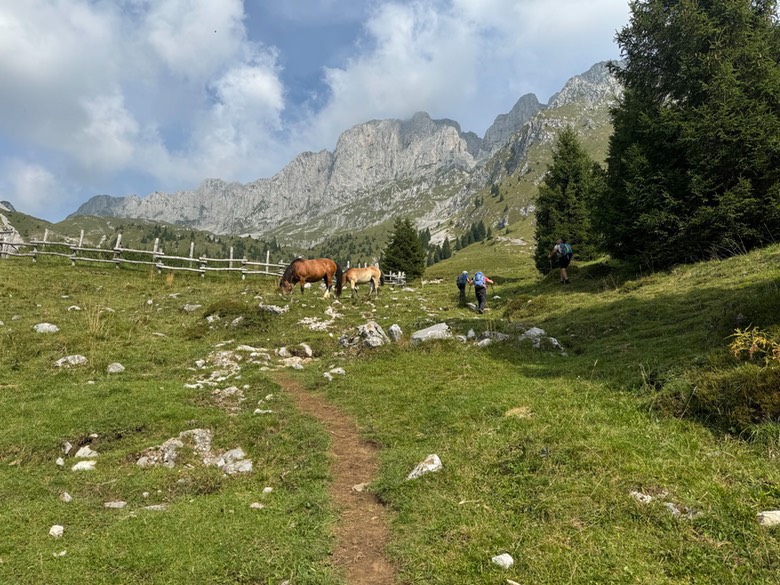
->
[71,61,622,248]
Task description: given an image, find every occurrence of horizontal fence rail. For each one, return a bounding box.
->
[0,229,406,285]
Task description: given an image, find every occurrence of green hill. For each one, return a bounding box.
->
[1,241,779,584]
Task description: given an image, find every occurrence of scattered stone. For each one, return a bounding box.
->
[104,501,127,509]
[299,343,313,357]
[388,323,403,342]
[60,492,73,503]
[49,525,64,538]
[34,322,60,333]
[75,446,99,459]
[329,367,346,376]
[466,302,477,311]
[230,316,244,327]
[323,372,333,382]
[250,502,266,510]
[276,347,292,358]
[758,510,780,527]
[352,483,367,492]
[53,550,67,557]
[56,457,65,467]
[182,304,202,313]
[107,362,125,374]
[262,487,273,494]
[259,304,289,314]
[476,338,493,348]
[481,331,512,341]
[63,441,72,455]
[254,409,274,415]
[140,504,168,512]
[406,454,443,480]
[67,305,81,311]
[411,323,453,344]
[629,490,655,504]
[54,355,88,368]
[339,321,391,348]
[467,329,476,340]
[491,553,514,569]
[71,461,96,471]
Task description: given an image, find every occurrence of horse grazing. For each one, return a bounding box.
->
[339,265,383,298]
[279,258,343,297]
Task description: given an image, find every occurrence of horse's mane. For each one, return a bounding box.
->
[281,258,304,284]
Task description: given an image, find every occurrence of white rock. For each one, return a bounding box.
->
[262,487,273,494]
[53,550,67,557]
[491,553,514,569]
[71,461,96,471]
[182,304,201,312]
[477,338,493,347]
[254,409,274,415]
[141,504,168,511]
[63,441,72,455]
[104,501,127,509]
[629,490,654,504]
[106,362,125,374]
[56,457,65,467]
[758,510,780,526]
[49,525,64,538]
[75,446,99,458]
[60,492,73,503]
[323,372,334,382]
[34,323,60,333]
[411,323,453,344]
[250,502,266,509]
[406,454,443,480]
[67,305,81,311]
[54,355,88,368]
[329,367,346,376]
[388,324,403,342]
[299,343,313,357]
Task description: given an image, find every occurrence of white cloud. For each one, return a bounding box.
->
[0,159,63,217]
[140,0,247,81]
[308,2,477,146]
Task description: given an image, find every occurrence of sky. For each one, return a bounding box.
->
[0,0,631,222]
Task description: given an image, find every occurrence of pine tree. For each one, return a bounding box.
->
[534,126,603,273]
[383,217,426,279]
[600,0,780,266]
[441,237,452,259]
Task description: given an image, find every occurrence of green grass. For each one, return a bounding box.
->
[2,241,780,583]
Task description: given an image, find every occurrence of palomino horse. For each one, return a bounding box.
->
[339,265,382,298]
[279,258,343,297]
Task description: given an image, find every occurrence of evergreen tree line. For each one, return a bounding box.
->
[535,0,780,272]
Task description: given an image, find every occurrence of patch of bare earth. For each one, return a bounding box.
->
[274,375,397,585]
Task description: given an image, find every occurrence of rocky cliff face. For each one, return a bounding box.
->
[73,61,620,244]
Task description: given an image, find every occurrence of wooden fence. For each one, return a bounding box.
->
[0,229,407,286]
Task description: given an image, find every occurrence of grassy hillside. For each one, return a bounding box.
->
[1,241,779,584]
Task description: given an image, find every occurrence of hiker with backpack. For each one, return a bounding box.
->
[470,270,494,314]
[549,238,573,284]
[456,271,470,305]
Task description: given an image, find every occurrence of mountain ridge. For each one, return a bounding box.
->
[71,61,621,247]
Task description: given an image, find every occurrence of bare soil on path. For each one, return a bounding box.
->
[274,375,397,585]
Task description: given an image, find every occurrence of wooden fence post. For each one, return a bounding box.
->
[113,233,122,268]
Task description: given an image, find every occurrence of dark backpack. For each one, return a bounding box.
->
[473,271,485,286]
[456,273,469,286]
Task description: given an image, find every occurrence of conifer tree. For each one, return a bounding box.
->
[383,217,426,279]
[599,0,780,266]
[534,126,603,273]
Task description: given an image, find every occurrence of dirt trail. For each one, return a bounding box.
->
[274,375,397,585]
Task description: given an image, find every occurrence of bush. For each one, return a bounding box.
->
[657,327,780,435]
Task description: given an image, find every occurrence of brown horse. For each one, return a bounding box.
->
[279,258,343,297]
[338,265,382,298]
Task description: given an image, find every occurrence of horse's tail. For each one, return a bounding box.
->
[334,263,344,297]
[378,266,385,287]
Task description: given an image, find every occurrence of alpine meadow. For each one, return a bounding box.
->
[2,1,780,584]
